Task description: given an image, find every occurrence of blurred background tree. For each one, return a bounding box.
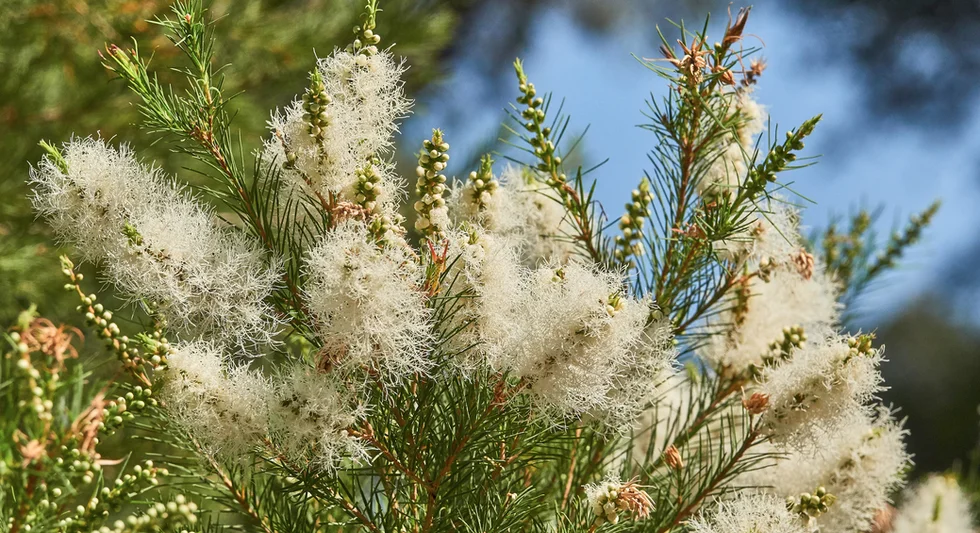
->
[3,0,979,487]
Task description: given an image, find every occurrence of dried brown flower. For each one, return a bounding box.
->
[331,201,370,225]
[16,435,45,467]
[791,248,816,280]
[71,392,108,456]
[617,480,655,520]
[714,65,736,86]
[666,38,710,84]
[19,317,82,365]
[742,391,770,415]
[743,58,767,86]
[724,7,752,45]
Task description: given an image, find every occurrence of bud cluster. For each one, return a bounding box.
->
[413,129,450,238]
[347,2,382,57]
[743,116,821,198]
[60,461,170,533]
[730,275,752,331]
[9,340,53,423]
[59,446,101,486]
[867,201,940,279]
[614,178,653,267]
[514,64,564,187]
[88,497,197,533]
[761,325,807,365]
[821,211,870,284]
[605,293,626,317]
[758,255,777,282]
[464,154,498,211]
[302,70,332,142]
[61,256,170,372]
[786,486,836,524]
[353,157,383,214]
[843,333,876,363]
[102,386,157,434]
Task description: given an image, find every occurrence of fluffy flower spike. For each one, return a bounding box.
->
[31,138,281,352]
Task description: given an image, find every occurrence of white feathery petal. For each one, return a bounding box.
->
[449,165,530,238]
[589,316,676,429]
[704,202,839,373]
[892,475,974,533]
[268,363,369,470]
[441,227,525,371]
[758,334,884,448]
[504,262,649,421]
[698,90,767,201]
[262,49,410,209]
[744,409,909,533]
[518,183,576,266]
[632,371,691,459]
[450,165,575,266]
[815,410,910,533]
[704,268,839,372]
[687,494,809,533]
[712,198,803,264]
[159,341,272,459]
[304,220,431,381]
[31,137,281,352]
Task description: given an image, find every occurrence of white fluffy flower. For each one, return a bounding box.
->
[758,334,883,446]
[449,165,575,266]
[263,49,410,209]
[687,494,809,533]
[631,372,691,459]
[712,198,803,264]
[589,316,676,429]
[160,342,273,458]
[704,202,839,373]
[892,475,974,533]
[503,262,650,420]
[449,165,530,238]
[441,227,525,371]
[268,363,368,470]
[744,409,909,533]
[304,220,431,381]
[704,268,839,373]
[438,226,675,424]
[812,411,909,533]
[31,138,281,351]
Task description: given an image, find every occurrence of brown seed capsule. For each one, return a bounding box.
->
[663,445,684,470]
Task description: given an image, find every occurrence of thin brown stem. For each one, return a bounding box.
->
[560,427,583,510]
[195,438,275,533]
[348,425,431,490]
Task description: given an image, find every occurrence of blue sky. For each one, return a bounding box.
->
[403,2,980,323]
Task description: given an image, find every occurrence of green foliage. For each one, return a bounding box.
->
[0,305,197,532]
[0,0,461,324]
